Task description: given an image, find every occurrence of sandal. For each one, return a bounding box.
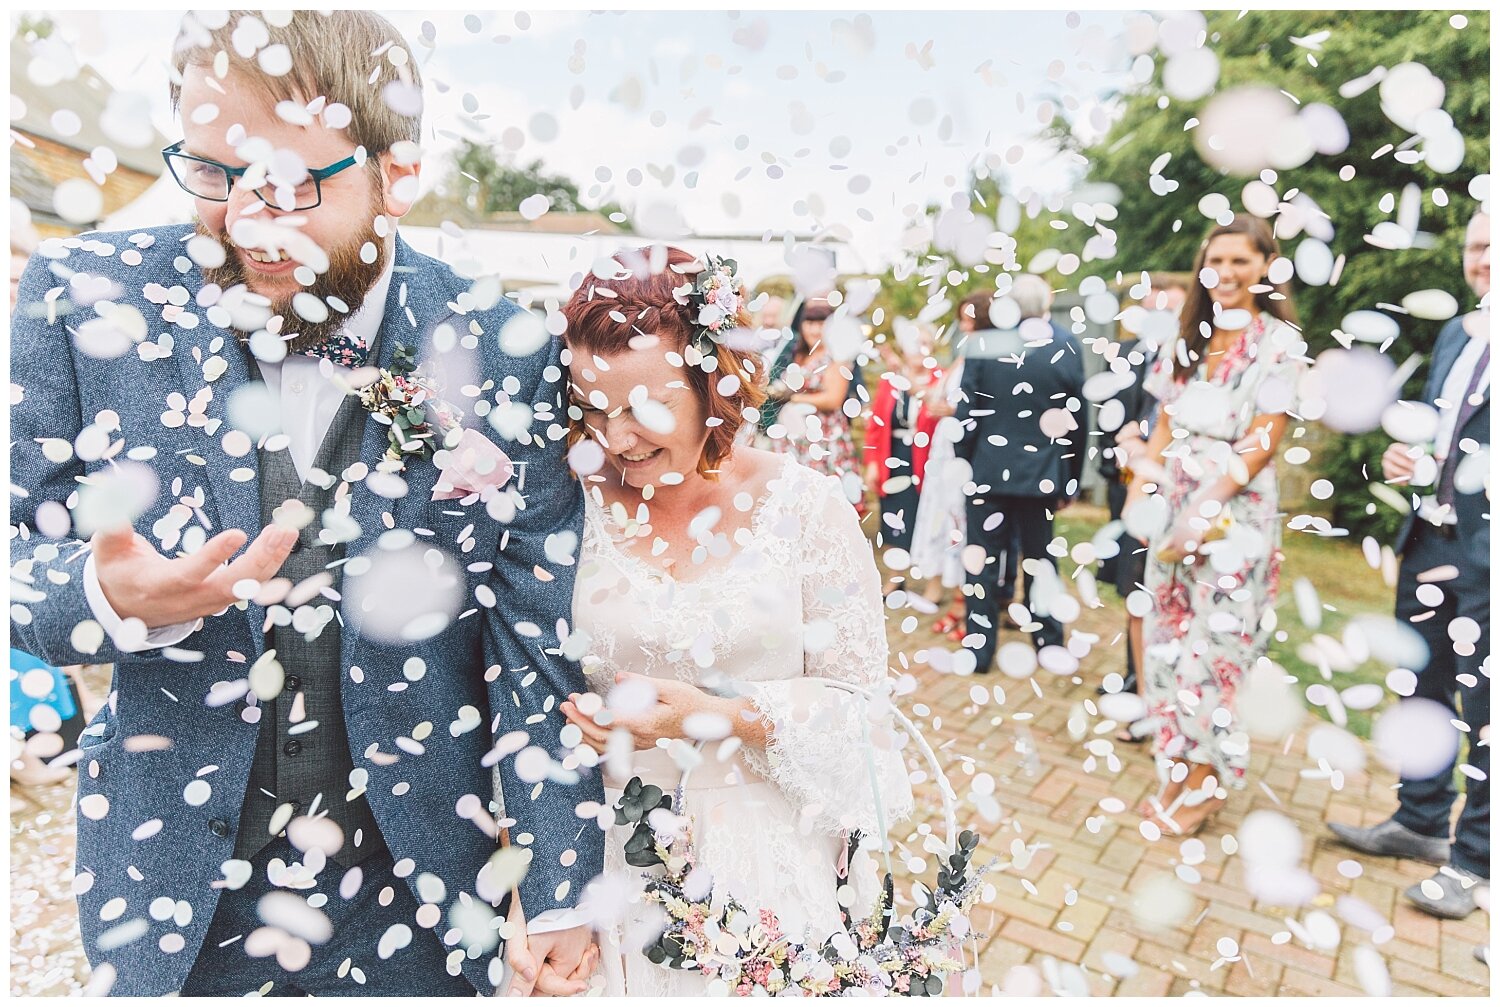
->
[933,605,964,634]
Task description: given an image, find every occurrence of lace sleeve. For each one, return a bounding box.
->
[741,470,914,839]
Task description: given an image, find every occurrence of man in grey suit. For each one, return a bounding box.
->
[954,276,1086,674]
[1327,210,1490,922]
[10,12,601,996]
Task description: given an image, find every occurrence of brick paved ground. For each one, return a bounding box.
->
[9,596,1492,996]
[883,589,1491,997]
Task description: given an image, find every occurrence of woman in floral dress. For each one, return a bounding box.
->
[1123,215,1306,836]
[763,301,858,482]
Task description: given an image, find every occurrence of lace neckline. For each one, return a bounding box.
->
[584,452,796,585]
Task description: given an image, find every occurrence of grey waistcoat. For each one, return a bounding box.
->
[233,389,385,866]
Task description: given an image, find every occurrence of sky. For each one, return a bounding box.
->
[12,9,1136,266]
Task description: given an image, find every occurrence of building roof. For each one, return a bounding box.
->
[10,33,168,176]
[9,144,61,221]
[403,194,626,235]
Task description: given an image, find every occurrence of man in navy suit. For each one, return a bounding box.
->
[954,275,1086,674]
[10,12,601,995]
[1328,210,1490,921]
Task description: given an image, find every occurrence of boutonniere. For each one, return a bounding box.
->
[354,344,460,468]
[353,345,513,499]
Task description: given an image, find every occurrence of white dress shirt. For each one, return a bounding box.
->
[81,258,587,935]
[1418,326,1490,523]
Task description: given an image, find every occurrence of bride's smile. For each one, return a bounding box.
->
[567,347,709,490]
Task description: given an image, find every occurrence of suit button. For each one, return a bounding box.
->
[208,819,230,838]
[283,739,302,756]
[284,676,302,693]
[289,537,305,554]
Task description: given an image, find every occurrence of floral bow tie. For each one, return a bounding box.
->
[298,331,369,368]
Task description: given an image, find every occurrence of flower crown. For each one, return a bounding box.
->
[682,253,745,356]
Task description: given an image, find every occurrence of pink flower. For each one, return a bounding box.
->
[432,428,514,501]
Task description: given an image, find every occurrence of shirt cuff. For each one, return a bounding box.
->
[526,907,590,935]
[83,553,201,653]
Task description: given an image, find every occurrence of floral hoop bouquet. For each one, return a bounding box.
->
[610,680,994,996]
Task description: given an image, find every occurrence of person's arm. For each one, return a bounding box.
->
[864,378,894,491]
[1122,401,1174,513]
[734,475,913,837]
[952,358,982,462]
[10,252,292,666]
[481,333,602,987]
[1062,345,1087,499]
[1153,410,1291,564]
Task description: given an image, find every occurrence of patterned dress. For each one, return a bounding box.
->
[1139,313,1306,788]
[766,351,858,482]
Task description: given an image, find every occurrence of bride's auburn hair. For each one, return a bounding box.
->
[560,245,767,480]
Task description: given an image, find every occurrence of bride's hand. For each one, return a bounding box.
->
[561,672,724,752]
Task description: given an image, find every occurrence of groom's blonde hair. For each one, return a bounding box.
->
[169,10,422,156]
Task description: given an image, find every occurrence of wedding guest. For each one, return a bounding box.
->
[865,322,939,559]
[752,289,790,363]
[955,277,1085,673]
[911,323,972,638]
[764,300,858,482]
[1328,209,1490,919]
[1097,273,1188,740]
[757,291,788,333]
[1125,215,1306,836]
[558,246,913,995]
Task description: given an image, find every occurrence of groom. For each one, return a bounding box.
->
[10,11,600,996]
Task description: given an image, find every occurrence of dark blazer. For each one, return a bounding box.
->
[1096,337,1158,482]
[954,322,1086,498]
[1393,315,1490,570]
[9,226,603,995]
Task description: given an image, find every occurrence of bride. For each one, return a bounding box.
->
[555,246,914,995]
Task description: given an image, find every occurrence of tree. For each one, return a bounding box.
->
[438,138,627,224]
[451,140,581,214]
[865,162,1088,354]
[1067,10,1489,540]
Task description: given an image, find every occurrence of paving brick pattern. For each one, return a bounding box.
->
[884,592,1491,997]
[9,601,1492,996]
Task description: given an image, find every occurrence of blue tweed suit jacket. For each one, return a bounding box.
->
[9,224,603,995]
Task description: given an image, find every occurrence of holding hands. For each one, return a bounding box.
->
[561,672,743,752]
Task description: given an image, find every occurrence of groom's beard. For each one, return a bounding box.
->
[198,212,388,356]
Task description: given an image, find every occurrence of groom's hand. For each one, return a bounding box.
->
[92,523,298,629]
[505,924,596,997]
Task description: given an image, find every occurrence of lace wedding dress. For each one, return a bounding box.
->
[575,454,914,996]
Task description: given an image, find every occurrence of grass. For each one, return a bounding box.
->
[1053,504,1397,739]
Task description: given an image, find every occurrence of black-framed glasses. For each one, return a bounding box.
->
[161,140,361,211]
